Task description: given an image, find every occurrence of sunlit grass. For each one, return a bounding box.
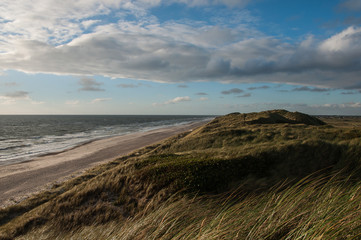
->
[17,173,361,240]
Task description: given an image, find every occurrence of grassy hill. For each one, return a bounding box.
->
[1,110,361,239]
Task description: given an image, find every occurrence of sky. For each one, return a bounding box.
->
[0,0,361,115]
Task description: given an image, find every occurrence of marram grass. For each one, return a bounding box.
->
[1,110,361,239]
[17,173,361,240]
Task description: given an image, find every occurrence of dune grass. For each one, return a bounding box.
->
[1,110,361,239]
[16,173,361,240]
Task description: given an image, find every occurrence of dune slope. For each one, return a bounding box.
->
[1,110,361,240]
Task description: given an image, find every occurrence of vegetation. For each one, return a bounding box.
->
[1,109,361,239]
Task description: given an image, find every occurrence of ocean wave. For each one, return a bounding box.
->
[0,115,212,165]
[0,144,33,151]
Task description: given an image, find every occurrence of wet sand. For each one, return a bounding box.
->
[0,121,207,208]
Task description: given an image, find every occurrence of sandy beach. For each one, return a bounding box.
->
[0,121,207,208]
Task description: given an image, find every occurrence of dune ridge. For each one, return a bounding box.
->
[1,110,361,240]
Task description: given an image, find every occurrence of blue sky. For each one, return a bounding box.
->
[0,0,361,115]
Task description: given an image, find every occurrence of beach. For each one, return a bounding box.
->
[0,121,207,208]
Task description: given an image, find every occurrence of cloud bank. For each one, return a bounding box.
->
[0,1,361,89]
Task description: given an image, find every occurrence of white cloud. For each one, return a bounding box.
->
[320,26,361,53]
[0,98,16,105]
[153,96,191,106]
[0,1,361,90]
[315,102,361,109]
[81,20,101,29]
[346,102,361,108]
[165,96,191,104]
[0,0,155,46]
[91,98,111,103]
[0,0,248,49]
[2,24,361,89]
[200,97,209,101]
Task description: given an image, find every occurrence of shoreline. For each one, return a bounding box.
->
[0,119,212,167]
[0,120,208,208]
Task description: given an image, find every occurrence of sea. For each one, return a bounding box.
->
[0,115,213,166]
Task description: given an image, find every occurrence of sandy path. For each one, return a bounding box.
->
[0,121,207,207]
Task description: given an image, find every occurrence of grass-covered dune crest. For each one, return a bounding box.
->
[1,109,361,239]
[219,109,326,126]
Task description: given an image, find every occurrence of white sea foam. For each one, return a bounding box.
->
[0,116,213,165]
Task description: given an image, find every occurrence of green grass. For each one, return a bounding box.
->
[1,109,361,239]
